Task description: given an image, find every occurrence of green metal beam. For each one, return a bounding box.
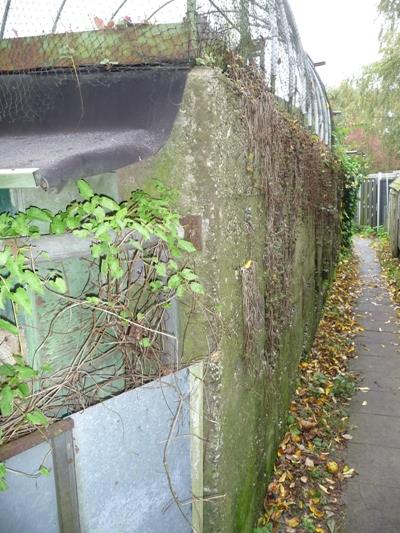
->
[0,23,193,71]
[0,168,40,189]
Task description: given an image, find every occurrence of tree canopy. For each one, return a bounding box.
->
[329,0,400,171]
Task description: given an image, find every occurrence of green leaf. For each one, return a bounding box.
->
[168,260,178,271]
[85,296,101,304]
[176,285,186,298]
[72,229,90,238]
[149,280,162,292]
[83,202,95,215]
[11,287,32,314]
[131,222,151,240]
[0,386,14,416]
[47,277,67,294]
[181,268,198,281]
[91,242,108,259]
[139,337,151,348]
[115,207,128,220]
[39,465,50,477]
[25,410,49,427]
[108,257,124,279]
[0,463,5,477]
[65,215,81,230]
[0,365,15,377]
[178,239,196,253]
[23,270,44,295]
[0,318,18,335]
[50,216,66,235]
[15,365,37,380]
[100,197,119,211]
[190,282,204,295]
[25,207,52,222]
[0,478,7,491]
[77,179,94,200]
[17,383,30,398]
[93,206,106,222]
[167,274,181,289]
[156,263,167,277]
[0,247,11,266]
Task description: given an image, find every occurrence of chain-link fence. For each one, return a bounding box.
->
[0,0,331,144]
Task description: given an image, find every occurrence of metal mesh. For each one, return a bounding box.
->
[0,0,331,144]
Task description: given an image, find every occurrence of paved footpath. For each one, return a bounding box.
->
[344,237,400,532]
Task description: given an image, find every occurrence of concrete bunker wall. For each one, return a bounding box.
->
[117,67,341,532]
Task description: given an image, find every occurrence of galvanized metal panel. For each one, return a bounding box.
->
[0,441,59,533]
[71,368,192,533]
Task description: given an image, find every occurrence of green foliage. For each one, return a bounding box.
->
[0,358,39,418]
[332,375,356,398]
[0,462,7,491]
[356,225,388,239]
[253,526,273,533]
[0,179,203,490]
[301,515,316,532]
[329,1,400,170]
[333,128,366,252]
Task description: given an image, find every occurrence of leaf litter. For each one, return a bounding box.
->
[257,254,362,532]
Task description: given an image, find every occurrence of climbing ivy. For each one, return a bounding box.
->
[333,128,367,252]
[0,179,203,490]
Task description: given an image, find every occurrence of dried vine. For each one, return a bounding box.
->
[228,64,341,370]
[0,179,203,490]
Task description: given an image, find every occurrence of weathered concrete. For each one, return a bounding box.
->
[117,67,340,532]
[344,237,400,533]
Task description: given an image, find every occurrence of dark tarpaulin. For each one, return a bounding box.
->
[0,67,189,190]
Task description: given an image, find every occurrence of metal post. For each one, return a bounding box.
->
[270,7,278,95]
[52,0,68,33]
[0,0,12,39]
[187,0,198,57]
[377,173,382,228]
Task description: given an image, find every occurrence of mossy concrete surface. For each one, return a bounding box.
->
[117,67,340,532]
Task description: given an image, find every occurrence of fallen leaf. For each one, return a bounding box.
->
[326,461,339,475]
[342,465,355,478]
[285,517,300,528]
[309,503,324,518]
[305,457,314,468]
[318,483,329,494]
[299,419,318,430]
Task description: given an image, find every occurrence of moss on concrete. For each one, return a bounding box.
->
[117,67,340,532]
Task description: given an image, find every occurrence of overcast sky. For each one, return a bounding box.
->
[289,0,381,88]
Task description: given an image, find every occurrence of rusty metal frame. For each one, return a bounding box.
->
[0,418,74,462]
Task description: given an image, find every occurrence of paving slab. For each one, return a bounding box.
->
[346,442,400,488]
[344,237,400,532]
[344,481,400,533]
[353,332,400,358]
[348,412,400,447]
[351,389,400,416]
[350,354,400,375]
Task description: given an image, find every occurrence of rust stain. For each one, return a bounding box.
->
[0,418,74,462]
[180,214,203,251]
